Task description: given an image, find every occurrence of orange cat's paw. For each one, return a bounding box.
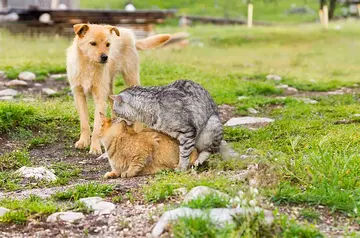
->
[104,171,118,179]
[120,171,136,178]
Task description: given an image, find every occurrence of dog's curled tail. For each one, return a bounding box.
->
[135,34,171,51]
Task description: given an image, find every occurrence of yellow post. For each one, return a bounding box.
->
[323,5,329,29]
[247,3,253,28]
[319,9,324,26]
[51,0,59,9]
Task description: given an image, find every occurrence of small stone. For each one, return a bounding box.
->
[34,83,43,87]
[327,90,344,95]
[0,207,10,217]
[266,75,282,81]
[247,108,258,114]
[47,212,85,223]
[79,197,115,215]
[5,79,28,87]
[0,89,18,96]
[79,197,104,209]
[353,114,360,117]
[42,88,57,96]
[49,74,67,80]
[285,87,298,94]
[240,155,249,159]
[18,71,36,81]
[0,71,6,79]
[310,79,317,83]
[275,84,288,89]
[225,117,274,127]
[0,96,14,101]
[174,187,187,196]
[183,186,230,203]
[16,166,57,182]
[93,202,116,215]
[237,96,248,101]
[300,98,318,104]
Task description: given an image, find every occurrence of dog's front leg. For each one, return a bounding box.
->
[90,90,106,155]
[73,86,91,149]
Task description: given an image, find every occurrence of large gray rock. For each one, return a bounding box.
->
[183,186,230,203]
[79,197,116,215]
[225,117,274,127]
[0,89,18,96]
[18,71,36,81]
[5,80,28,87]
[0,207,10,217]
[152,207,273,237]
[47,212,85,223]
[16,166,57,182]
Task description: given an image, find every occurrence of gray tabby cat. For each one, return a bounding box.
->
[112,79,223,171]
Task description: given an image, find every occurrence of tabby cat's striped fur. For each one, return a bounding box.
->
[112,79,223,171]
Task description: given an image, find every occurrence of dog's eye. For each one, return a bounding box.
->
[106,43,110,47]
[90,41,97,46]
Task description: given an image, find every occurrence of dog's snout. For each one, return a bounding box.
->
[100,54,108,63]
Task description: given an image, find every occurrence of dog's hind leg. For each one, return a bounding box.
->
[73,86,91,149]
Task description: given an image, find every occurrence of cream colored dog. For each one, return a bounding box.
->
[66,24,170,155]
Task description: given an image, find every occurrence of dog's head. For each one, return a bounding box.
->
[73,24,120,64]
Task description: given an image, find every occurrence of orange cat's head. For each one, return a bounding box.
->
[99,113,130,138]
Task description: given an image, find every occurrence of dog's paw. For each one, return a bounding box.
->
[89,145,102,155]
[104,171,118,179]
[75,138,90,149]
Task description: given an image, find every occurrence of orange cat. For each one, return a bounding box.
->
[99,114,198,178]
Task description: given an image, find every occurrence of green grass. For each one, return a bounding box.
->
[300,208,321,222]
[81,0,320,24]
[172,210,323,238]
[0,150,31,171]
[53,183,114,201]
[2,20,360,236]
[142,171,242,203]
[182,193,230,209]
[0,195,60,224]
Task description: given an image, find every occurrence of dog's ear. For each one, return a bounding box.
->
[135,34,171,50]
[108,26,120,37]
[99,112,105,120]
[73,24,89,38]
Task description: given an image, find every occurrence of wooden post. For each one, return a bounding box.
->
[323,5,329,29]
[319,9,324,26]
[357,4,360,17]
[51,0,59,9]
[247,3,253,28]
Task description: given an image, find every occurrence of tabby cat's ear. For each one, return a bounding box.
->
[110,95,121,102]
